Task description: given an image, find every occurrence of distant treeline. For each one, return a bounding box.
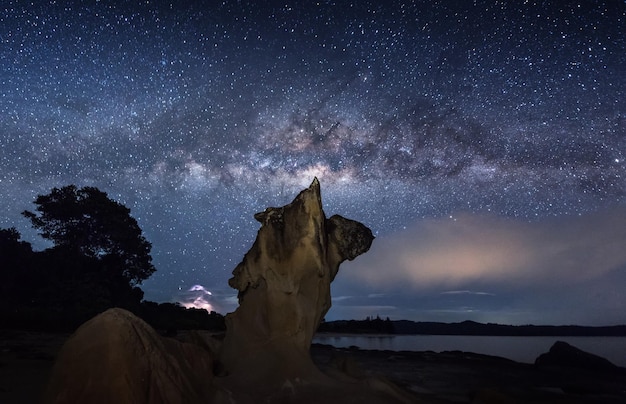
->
[318,318,626,337]
[318,316,394,334]
[135,301,225,333]
[1,298,226,333]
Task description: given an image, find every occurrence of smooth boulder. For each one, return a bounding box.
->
[43,308,216,404]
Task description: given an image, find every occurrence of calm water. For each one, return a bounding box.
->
[313,334,626,367]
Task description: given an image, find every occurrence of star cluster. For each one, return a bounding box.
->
[1,1,625,323]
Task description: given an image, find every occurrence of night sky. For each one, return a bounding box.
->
[2,1,625,326]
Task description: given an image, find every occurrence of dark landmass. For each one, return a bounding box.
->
[318,317,626,336]
[0,300,226,334]
[135,301,226,332]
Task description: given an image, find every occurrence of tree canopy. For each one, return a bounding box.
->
[0,185,227,332]
[22,185,155,286]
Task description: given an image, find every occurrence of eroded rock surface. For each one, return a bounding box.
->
[219,178,374,391]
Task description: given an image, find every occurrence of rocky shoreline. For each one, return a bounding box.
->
[1,330,625,403]
[311,342,626,403]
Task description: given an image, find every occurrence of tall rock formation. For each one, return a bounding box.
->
[219,178,374,392]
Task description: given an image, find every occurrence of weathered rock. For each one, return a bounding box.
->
[43,308,217,404]
[219,178,374,391]
[535,340,622,373]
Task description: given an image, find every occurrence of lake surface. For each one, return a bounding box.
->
[313,334,626,367]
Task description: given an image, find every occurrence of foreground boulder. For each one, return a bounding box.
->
[43,308,217,404]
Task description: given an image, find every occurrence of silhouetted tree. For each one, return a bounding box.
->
[22,185,155,286]
[0,227,34,304]
[0,227,33,264]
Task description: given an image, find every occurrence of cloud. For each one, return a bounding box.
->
[440,290,495,296]
[177,284,215,312]
[331,295,353,302]
[345,206,626,290]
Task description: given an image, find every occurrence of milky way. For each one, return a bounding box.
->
[1,1,625,324]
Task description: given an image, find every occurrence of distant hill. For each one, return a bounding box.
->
[318,318,626,336]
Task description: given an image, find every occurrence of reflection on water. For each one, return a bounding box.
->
[312,334,626,367]
[314,335,397,351]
